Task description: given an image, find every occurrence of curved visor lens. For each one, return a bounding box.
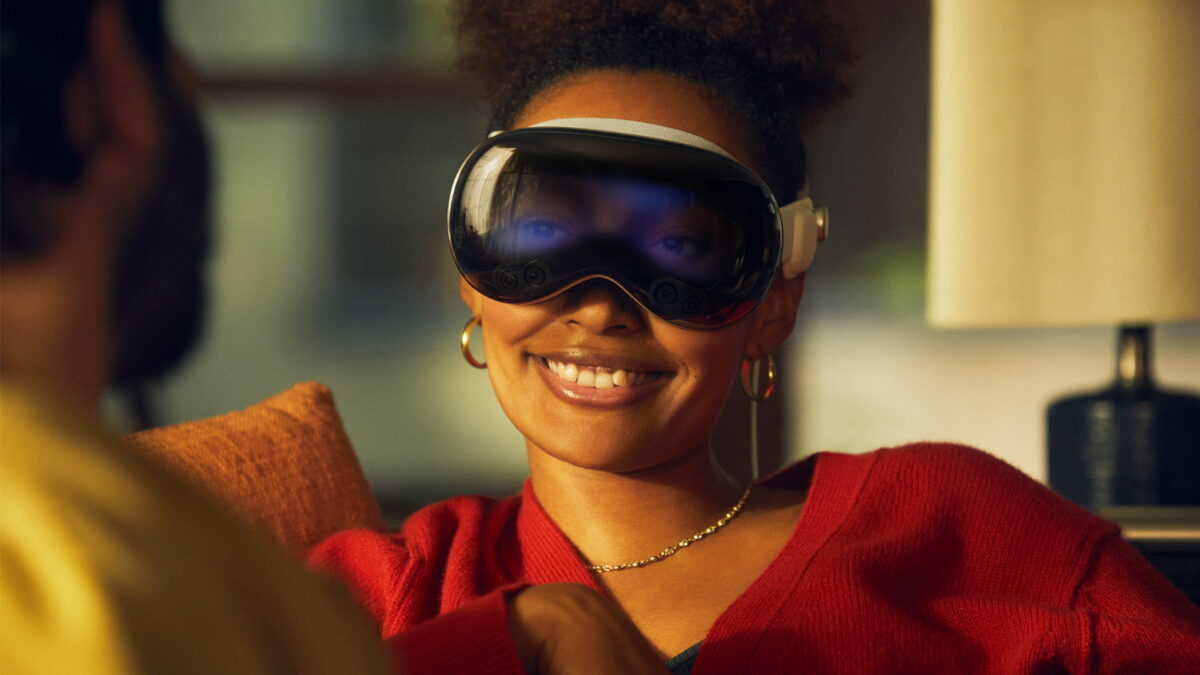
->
[449,129,780,329]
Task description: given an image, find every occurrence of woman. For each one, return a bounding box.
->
[311,2,1200,673]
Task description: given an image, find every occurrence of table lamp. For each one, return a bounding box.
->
[926,1,1200,511]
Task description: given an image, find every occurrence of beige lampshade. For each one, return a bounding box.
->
[927,0,1200,328]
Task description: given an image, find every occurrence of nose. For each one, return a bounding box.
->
[557,279,645,335]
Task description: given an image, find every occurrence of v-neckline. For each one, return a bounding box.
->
[513,450,881,671]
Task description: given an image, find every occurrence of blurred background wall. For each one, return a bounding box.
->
[146,0,1199,513]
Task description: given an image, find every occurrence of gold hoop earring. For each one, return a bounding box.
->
[741,355,776,401]
[461,316,486,369]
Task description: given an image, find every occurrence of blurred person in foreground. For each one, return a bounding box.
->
[0,1,389,672]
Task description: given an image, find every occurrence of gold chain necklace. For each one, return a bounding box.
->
[586,485,753,574]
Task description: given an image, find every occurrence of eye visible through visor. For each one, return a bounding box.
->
[448,121,787,329]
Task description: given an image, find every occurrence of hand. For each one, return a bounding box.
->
[508,584,669,675]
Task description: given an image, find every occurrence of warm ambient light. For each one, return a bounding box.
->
[926,0,1200,329]
[925,0,1200,512]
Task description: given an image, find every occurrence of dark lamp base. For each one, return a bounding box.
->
[1047,325,1200,512]
[1048,386,1200,511]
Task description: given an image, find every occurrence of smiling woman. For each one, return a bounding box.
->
[308,1,1200,673]
[461,77,799,481]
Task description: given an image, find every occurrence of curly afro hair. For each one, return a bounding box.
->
[451,0,860,196]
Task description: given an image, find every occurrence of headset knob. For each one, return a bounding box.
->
[815,206,830,242]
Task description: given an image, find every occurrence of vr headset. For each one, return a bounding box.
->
[448,117,828,330]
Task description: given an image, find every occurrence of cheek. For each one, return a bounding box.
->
[478,299,545,400]
[641,322,750,452]
[663,314,749,359]
[479,297,542,347]
[652,320,750,394]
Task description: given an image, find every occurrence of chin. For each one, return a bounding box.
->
[527,429,693,475]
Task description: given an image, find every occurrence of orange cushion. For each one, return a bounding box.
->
[124,382,385,555]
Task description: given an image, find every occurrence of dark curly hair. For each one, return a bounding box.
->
[2,0,170,256]
[451,0,859,197]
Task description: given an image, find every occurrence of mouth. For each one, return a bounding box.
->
[539,357,664,389]
[531,353,671,407]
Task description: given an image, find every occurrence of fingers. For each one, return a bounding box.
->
[509,584,669,675]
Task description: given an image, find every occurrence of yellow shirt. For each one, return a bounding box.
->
[0,385,391,674]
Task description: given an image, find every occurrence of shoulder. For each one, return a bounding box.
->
[314,492,521,562]
[773,443,1079,524]
[872,442,1056,493]
[1,387,389,674]
[1,386,227,541]
[872,442,1103,520]
[815,443,1118,604]
[1,388,142,672]
[784,442,1079,520]
[406,492,522,538]
[309,491,523,630]
[856,442,1112,533]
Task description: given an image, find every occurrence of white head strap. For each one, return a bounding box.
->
[527,117,738,159]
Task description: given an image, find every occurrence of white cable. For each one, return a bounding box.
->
[749,360,760,481]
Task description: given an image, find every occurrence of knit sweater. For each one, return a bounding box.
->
[309,443,1200,673]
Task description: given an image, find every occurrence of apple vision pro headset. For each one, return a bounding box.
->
[448,117,828,330]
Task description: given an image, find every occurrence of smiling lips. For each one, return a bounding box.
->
[542,358,661,388]
[533,354,668,406]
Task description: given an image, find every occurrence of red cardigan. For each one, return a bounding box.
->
[310,444,1200,673]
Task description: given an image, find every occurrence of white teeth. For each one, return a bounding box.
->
[543,359,653,389]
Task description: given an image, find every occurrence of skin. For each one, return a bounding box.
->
[0,0,160,414]
[462,70,810,663]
